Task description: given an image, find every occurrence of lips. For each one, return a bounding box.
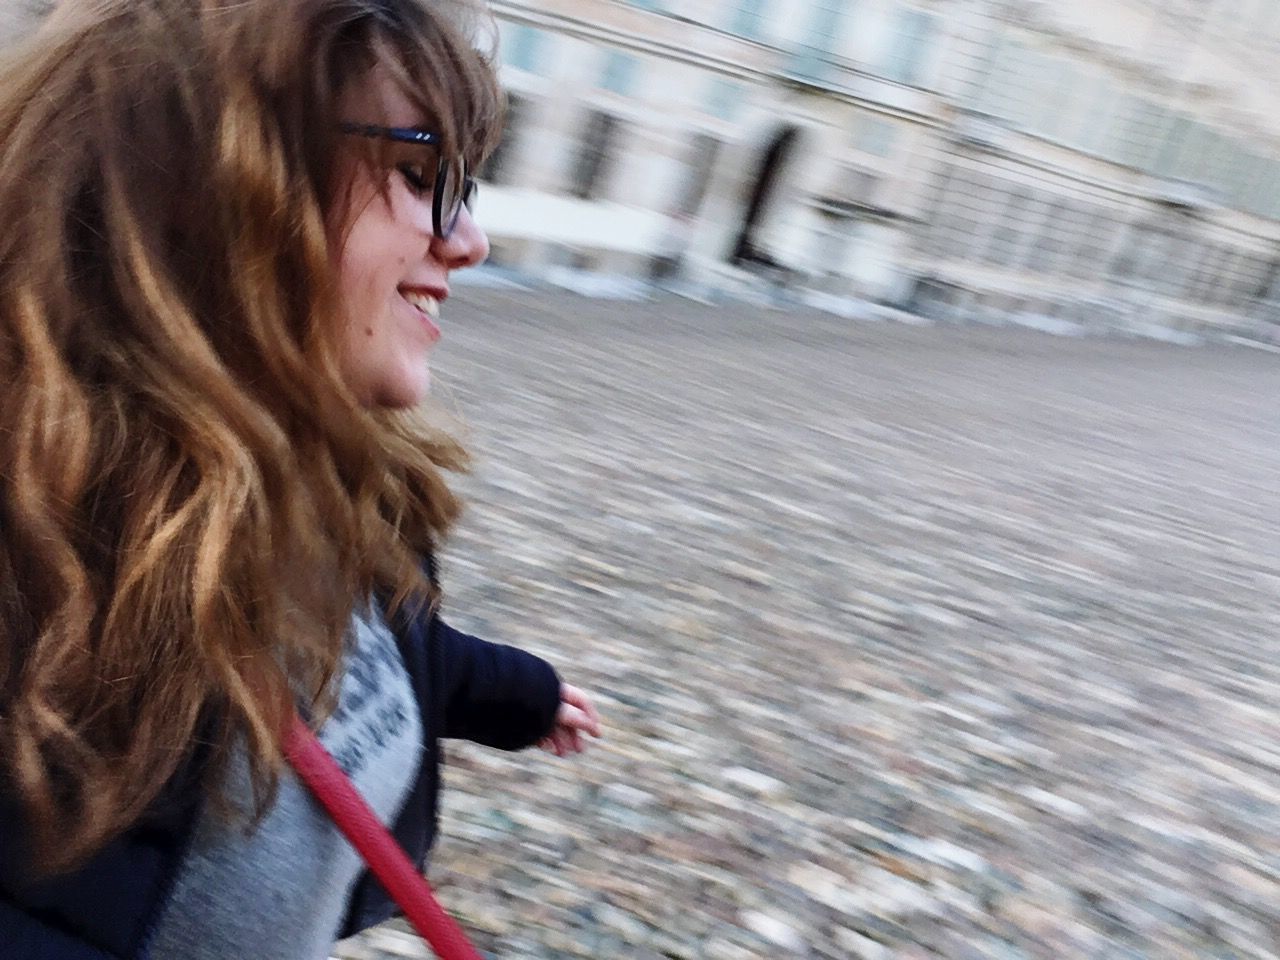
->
[400,288,442,342]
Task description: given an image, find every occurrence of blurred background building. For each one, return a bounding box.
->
[0,3,42,42]
[483,0,1280,342]
[5,1,1279,342]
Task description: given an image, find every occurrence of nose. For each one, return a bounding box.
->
[432,206,489,270]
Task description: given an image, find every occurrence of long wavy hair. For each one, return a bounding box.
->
[0,0,502,873]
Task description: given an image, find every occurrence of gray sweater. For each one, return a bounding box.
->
[147,612,422,960]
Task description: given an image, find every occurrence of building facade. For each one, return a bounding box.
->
[484,0,1280,341]
[0,1,46,43]
[6,1,1278,341]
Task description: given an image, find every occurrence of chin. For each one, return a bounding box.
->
[374,368,431,409]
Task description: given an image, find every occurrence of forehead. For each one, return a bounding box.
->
[339,63,428,129]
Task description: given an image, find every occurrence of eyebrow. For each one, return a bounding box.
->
[339,123,442,145]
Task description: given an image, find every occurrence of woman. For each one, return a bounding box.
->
[0,0,600,956]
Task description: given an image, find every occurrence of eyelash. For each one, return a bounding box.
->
[396,163,431,194]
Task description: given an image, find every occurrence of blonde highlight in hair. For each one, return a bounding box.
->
[0,0,501,873]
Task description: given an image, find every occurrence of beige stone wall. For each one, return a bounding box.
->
[478,0,1280,339]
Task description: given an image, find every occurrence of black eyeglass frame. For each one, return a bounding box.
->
[339,123,476,240]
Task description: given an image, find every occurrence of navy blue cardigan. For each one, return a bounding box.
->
[0,611,562,958]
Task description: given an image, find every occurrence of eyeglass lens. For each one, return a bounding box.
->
[436,160,473,238]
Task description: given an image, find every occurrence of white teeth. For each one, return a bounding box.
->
[403,291,440,320]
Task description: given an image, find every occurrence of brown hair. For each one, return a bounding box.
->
[0,0,502,873]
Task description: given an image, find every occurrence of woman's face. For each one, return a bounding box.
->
[330,69,489,409]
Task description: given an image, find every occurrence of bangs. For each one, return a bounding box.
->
[354,1,504,168]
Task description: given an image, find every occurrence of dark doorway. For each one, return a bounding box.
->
[731,124,800,269]
[570,110,622,201]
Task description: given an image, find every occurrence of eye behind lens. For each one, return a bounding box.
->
[396,163,430,194]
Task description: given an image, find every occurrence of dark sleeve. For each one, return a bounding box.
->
[0,901,119,959]
[437,619,561,749]
[338,610,563,938]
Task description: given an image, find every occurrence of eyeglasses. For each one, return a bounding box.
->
[339,123,476,240]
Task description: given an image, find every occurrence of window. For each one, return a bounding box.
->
[881,7,938,86]
[1137,227,1177,285]
[800,0,844,55]
[1026,199,1068,274]
[1010,46,1048,130]
[961,173,1000,261]
[1077,85,1121,157]
[1261,163,1280,219]
[1116,100,1169,171]
[921,163,958,256]
[1175,122,1212,182]
[1254,259,1280,302]
[1217,140,1249,209]
[1049,64,1087,144]
[1029,58,1070,141]
[985,187,1032,267]
[569,110,622,201]
[973,36,1014,117]
[503,23,547,74]
[1097,94,1138,164]
[1238,152,1268,213]
[1159,230,1196,296]
[481,93,527,186]
[728,0,769,41]
[1188,244,1226,302]
[1068,207,1112,279]
[1152,114,1190,178]
[599,50,638,96]
[1236,254,1269,306]
[1217,250,1245,305]
[1194,130,1226,186]
[705,76,742,122]
[1067,71,1109,154]
[1108,220,1141,279]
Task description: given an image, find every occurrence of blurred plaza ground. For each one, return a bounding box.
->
[337,291,1279,959]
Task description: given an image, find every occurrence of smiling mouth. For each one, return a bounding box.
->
[401,290,442,340]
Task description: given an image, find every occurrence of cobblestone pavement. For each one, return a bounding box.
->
[335,291,1280,960]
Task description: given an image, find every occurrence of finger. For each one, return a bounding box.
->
[562,686,602,732]
[556,704,586,729]
[553,730,570,757]
[557,728,575,755]
[557,704,601,738]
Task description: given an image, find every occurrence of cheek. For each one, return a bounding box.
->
[329,182,428,350]
[330,184,405,298]
[336,229,405,322]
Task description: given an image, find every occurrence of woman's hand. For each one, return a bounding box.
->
[538,683,602,757]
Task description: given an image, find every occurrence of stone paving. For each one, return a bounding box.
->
[335,291,1280,960]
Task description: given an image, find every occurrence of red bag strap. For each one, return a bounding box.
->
[282,713,484,960]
